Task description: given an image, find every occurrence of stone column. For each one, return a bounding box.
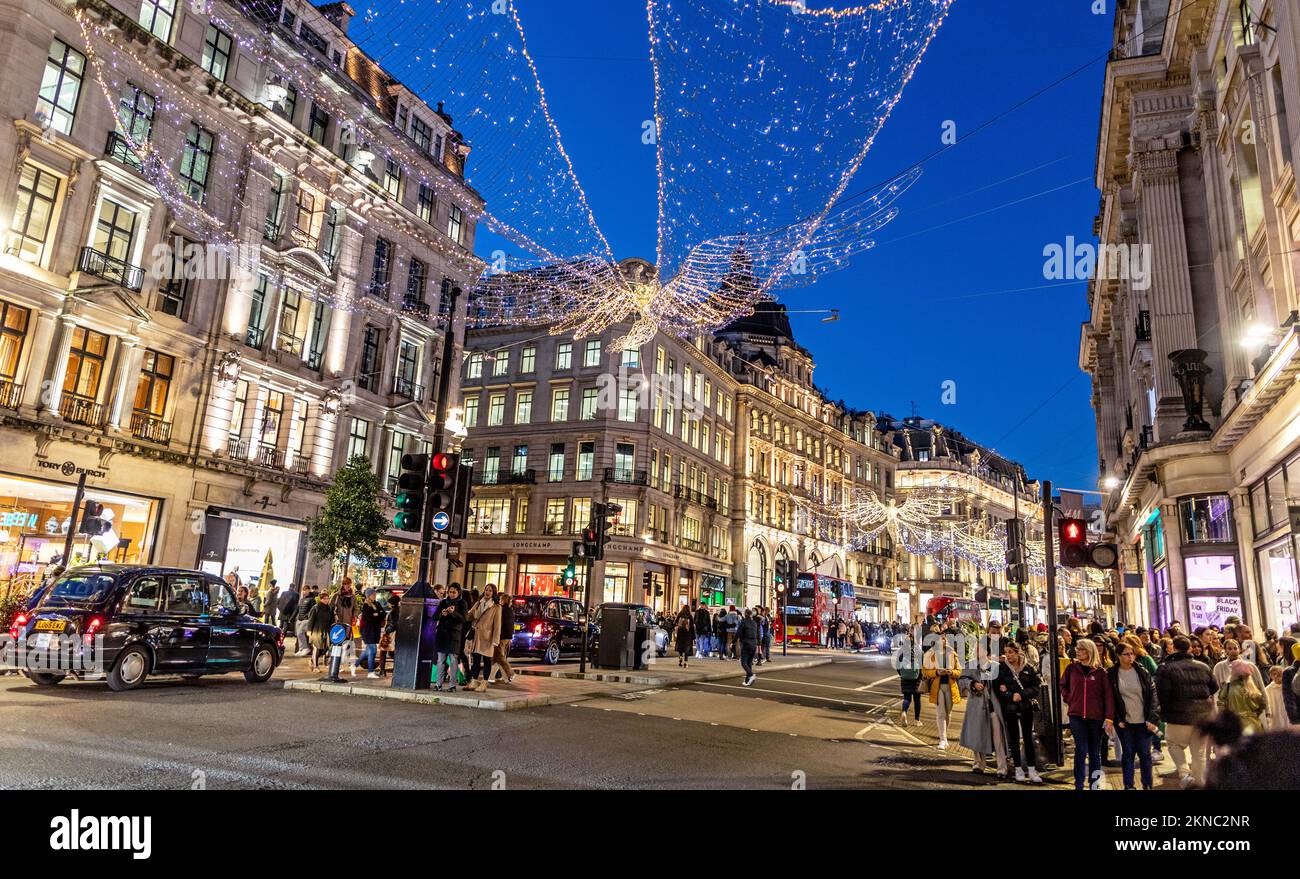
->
[38,314,78,417]
[307,402,339,477]
[107,336,143,430]
[505,551,520,597]
[1228,488,1266,628]
[1133,145,1200,439]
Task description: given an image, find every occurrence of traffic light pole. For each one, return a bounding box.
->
[417,284,462,587]
[61,472,87,567]
[579,555,593,675]
[1042,479,1064,766]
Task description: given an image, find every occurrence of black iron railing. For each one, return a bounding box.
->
[603,467,648,485]
[78,246,143,292]
[129,411,172,443]
[59,394,103,427]
[104,131,143,170]
[0,379,21,410]
[474,468,535,485]
[392,376,424,402]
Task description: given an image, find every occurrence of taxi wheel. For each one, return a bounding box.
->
[108,645,151,692]
[28,672,66,687]
[244,644,277,683]
[542,641,561,665]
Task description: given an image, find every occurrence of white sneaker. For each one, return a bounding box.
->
[1027,767,1044,784]
[366,672,379,679]
[1014,767,1026,782]
[743,674,756,686]
[349,665,358,677]
[898,711,908,726]
[938,738,949,750]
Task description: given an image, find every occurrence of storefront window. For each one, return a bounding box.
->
[1266,469,1288,534]
[603,562,628,603]
[1257,538,1299,633]
[0,473,161,590]
[516,561,583,599]
[204,515,303,600]
[1184,554,1242,629]
[352,540,418,593]
[465,558,506,594]
[1179,495,1233,544]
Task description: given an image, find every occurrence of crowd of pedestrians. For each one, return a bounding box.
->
[899,614,1300,789]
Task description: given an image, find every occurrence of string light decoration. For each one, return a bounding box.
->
[344,0,954,343]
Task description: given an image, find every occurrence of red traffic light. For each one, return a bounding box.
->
[432,452,451,472]
[1059,518,1087,545]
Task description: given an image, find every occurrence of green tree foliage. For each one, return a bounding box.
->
[305,455,389,579]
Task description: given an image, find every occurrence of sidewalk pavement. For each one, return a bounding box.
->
[277,648,833,711]
[881,692,1179,790]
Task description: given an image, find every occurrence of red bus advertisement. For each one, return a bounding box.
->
[925,596,980,626]
[778,573,856,646]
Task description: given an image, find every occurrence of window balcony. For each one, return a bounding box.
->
[401,297,430,319]
[245,326,267,350]
[255,445,283,469]
[59,394,103,427]
[129,411,172,444]
[366,280,391,300]
[227,436,247,460]
[276,331,306,357]
[77,246,143,292]
[475,468,535,486]
[288,226,319,250]
[603,467,648,486]
[392,376,424,402]
[104,131,143,171]
[0,378,21,410]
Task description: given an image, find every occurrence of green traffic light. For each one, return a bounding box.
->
[394,511,420,531]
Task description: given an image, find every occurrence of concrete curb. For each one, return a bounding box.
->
[281,678,551,711]
[514,656,834,687]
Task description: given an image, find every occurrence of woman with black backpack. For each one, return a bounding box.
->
[994,641,1044,783]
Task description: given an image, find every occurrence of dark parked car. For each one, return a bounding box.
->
[9,564,284,692]
[507,595,588,664]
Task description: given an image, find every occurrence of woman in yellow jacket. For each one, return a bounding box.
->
[922,633,963,749]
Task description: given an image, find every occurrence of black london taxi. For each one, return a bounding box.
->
[507,594,589,664]
[9,564,284,691]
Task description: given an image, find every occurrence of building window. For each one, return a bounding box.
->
[37,39,85,135]
[491,349,509,377]
[358,325,382,391]
[447,204,463,243]
[463,396,479,428]
[179,124,215,203]
[580,388,598,420]
[0,301,31,387]
[347,417,370,461]
[137,0,176,41]
[466,352,483,380]
[63,326,109,403]
[487,393,505,426]
[11,163,60,266]
[520,345,536,373]
[395,339,421,398]
[382,158,402,199]
[368,237,393,297]
[551,388,569,421]
[622,346,640,368]
[411,116,433,152]
[512,444,529,475]
[545,498,566,534]
[481,447,500,484]
[308,103,329,144]
[614,442,634,481]
[157,237,197,318]
[583,339,602,367]
[92,199,138,263]
[515,391,532,424]
[293,186,324,247]
[132,349,173,422]
[229,380,249,448]
[201,25,232,81]
[618,387,638,423]
[299,23,328,55]
[1180,495,1235,544]
[577,441,594,481]
[417,184,434,223]
[406,258,427,306]
[555,342,572,371]
[115,83,156,156]
[548,443,564,482]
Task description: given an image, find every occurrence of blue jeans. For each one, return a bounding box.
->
[357,642,377,671]
[1117,724,1154,790]
[1068,716,1105,790]
[900,689,923,719]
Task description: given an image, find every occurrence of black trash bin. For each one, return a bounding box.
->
[596,606,633,669]
[391,583,439,690]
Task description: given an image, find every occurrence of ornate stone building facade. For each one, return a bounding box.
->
[0,0,480,595]
[1081,0,1300,633]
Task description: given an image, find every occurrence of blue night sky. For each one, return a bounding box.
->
[422,0,1117,490]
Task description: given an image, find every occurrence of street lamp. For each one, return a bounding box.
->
[1102,475,1120,491]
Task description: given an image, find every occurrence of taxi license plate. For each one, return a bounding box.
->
[34,620,65,632]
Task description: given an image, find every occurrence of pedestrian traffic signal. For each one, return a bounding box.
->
[1057,516,1119,570]
[587,502,622,560]
[562,556,578,590]
[393,453,428,532]
[77,500,109,537]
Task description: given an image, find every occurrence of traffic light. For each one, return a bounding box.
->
[642,571,652,595]
[1005,519,1028,585]
[1057,516,1119,570]
[77,500,109,537]
[393,453,428,532]
[587,502,622,560]
[562,555,578,591]
[428,452,473,539]
[774,559,796,593]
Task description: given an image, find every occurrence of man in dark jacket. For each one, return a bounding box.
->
[434,585,466,691]
[1155,635,1218,787]
[737,609,759,686]
[293,586,315,655]
[276,582,299,632]
[694,604,713,658]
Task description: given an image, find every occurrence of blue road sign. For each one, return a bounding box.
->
[329,624,349,646]
[431,511,450,532]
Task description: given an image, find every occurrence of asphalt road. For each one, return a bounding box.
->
[0,655,986,790]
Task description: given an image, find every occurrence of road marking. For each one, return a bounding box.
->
[695,681,883,708]
[758,677,888,693]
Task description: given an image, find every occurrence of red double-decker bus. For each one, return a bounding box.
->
[777,572,856,646]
